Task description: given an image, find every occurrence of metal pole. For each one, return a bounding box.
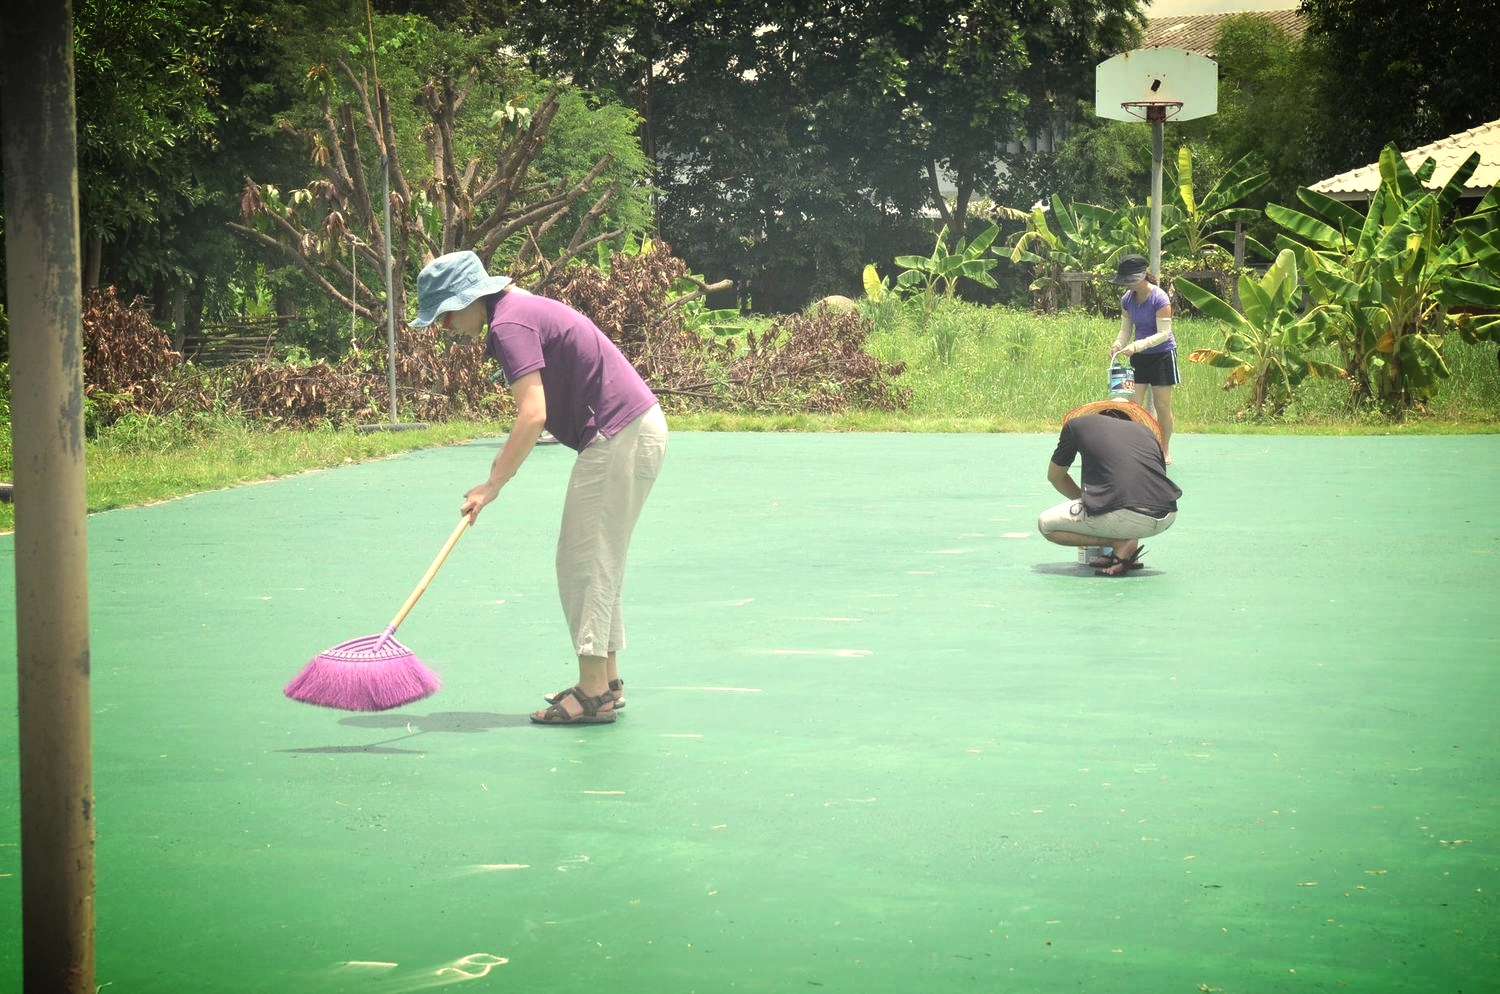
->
[383,152,398,424]
[1149,120,1164,277]
[2,2,97,992]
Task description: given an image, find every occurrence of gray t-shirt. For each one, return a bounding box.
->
[485,290,658,451]
[1050,414,1181,516]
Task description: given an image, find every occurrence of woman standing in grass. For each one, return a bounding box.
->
[1109,255,1178,465]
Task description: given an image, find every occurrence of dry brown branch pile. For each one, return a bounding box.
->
[84,288,180,415]
[229,328,509,426]
[82,246,909,430]
[82,288,223,426]
[549,247,910,415]
[715,306,911,413]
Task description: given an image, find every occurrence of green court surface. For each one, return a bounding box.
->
[1,432,1496,994]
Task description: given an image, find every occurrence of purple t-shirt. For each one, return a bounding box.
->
[485,289,657,451]
[1121,284,1174,355]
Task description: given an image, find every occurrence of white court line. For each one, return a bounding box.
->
[654,686,762,693]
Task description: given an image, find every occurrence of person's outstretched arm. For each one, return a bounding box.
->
[462,370,546,521]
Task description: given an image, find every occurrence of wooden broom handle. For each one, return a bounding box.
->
[387,514,473,632]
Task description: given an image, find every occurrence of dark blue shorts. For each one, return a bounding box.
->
[1131,349,1180,387]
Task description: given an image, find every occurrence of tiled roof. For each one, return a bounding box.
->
[1309,118,1500,200]
[1142,9,1306,57]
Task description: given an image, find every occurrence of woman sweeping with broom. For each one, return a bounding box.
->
[411,250,668,725]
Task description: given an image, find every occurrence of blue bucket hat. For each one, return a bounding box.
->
[411,250,513,328]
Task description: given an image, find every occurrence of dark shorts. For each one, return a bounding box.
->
[1132,349,1180,387]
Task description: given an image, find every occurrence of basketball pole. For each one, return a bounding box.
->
[1097,48,1217,280]
[1150,119,1165,278]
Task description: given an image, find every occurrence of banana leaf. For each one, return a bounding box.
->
[1176,277,1245,327]
[1267,203,1347,252]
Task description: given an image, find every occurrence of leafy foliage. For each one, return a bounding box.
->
[1438,187,1500,344]
[1163,148,1272,269]
[1182,249,1343,414]
[1301,0,1500,176]
[1009,148,1273,315]
[1009,196,1130,313]
[894,224,1001,303]
[1269,144,1500,409]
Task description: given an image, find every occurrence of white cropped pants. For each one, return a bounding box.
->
[556,405,667,658]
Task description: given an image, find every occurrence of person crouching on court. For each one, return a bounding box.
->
[1038,399,1181,576]
[412,250,668,725]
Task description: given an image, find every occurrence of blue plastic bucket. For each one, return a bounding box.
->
[1107,361,1134,399]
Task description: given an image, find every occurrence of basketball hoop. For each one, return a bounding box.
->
[1120,100,1184,124]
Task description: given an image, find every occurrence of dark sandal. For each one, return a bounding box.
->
[546,678,625,709]
[531,686,617,725]
[1090,551,1144,571]
[1095,545,1146,577]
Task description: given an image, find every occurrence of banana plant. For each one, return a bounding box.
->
[1437,185,1500,343]
[1268,143,1497,408]
[862,262,891,303]
[1009,196,1125,312]
[1181,248,1344,414]
[895,222,1001,325]
[1163,148,1273,269]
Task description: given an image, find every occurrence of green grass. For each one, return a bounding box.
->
[2,300,1498,532]
[0,413,505,533]
[860,299,1500,434]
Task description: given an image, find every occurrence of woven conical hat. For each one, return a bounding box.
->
[1062,398,1164,449]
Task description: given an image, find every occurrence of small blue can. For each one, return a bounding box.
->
[1107,361,1134,399]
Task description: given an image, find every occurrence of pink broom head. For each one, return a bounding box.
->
[284,628,441,712]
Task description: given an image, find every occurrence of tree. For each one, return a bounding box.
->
[1301,0,1500,176]
[502,0,1145,312]
[857,0,1143,239]
[1188,12,1321,232]
[0,0,383,342]
[62,0,228,295]
[228,45,651,355]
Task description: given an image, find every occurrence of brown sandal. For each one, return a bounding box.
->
[546,678,625,709]
[531,686,617,725]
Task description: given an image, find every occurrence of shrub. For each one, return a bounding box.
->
[83,287,181,429]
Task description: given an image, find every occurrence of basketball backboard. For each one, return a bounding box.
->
[1096,48,1218,123]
